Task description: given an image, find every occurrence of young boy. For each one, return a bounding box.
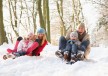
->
[63,31,84,64]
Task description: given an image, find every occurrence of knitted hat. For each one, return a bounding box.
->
[70,31,78,38]
[28,32,34,36]
[37,28,45,34]
[77,23,85,29]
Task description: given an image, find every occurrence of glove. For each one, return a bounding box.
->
[35,39,42,46]
[17,37,23,41]
[72,40,76,44]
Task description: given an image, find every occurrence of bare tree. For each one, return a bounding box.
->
[0,0,8,45]
[46,0,51,42]
[37,0,45,29]
[71,0,84,30]
[8,0,19,37]
[56,0,66,36]
[32,0,37,33]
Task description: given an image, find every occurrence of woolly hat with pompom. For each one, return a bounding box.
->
[70,31,78,38]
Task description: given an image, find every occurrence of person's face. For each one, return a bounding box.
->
[28,34,34,40]
[77,27,85,35]
[38,33,44,39]
[70,35,77,40]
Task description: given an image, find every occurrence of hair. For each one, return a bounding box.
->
[40,34,47,46]
[77,23,85,29]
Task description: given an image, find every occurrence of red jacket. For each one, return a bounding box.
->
[33,40,47,56]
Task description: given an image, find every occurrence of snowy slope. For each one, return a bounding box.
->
[0,44,108,76]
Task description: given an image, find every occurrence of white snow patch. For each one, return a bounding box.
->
[0,44,108,76]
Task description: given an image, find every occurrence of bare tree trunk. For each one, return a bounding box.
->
[24,0,31,29]
[32,0,37,33]
[0,0,8,45]
[37,0,45,29]
[8,0,19,37]
[56,0,66,36]
[46,0,51,42]
[43,0,46,29]
[71,0,84,30]
[72,0,78,29]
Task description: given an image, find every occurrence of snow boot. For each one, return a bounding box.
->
[77,51,84,61]
[55,50,63,58]
[66,54,76,64]
[3,55,7,60]
[63,51,69,61]
[3,53,15,60]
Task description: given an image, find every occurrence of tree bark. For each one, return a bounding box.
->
[37,0,45,29]
[56,0,66,36]
[0,0,8,45]
[46,0,51,42]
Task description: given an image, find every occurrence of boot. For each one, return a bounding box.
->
[3,53,15,60]
[77,51,84,61]
[55,50,63,58]
[63,51,69,61]
[66,54,76,64]
[3,55,7,60]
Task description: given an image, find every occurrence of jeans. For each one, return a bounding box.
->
[13,51,26,57]
[64,43,78,54]
[80,40,90,52]
[59,36,67,52]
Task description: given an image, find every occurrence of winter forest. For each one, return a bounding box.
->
[0,0,108,76]
[0,0,107,46]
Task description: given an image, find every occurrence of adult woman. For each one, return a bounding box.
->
[26,28,48,56]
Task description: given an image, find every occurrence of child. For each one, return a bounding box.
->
[63,31,84,64]
[13,36,33,57]
[3,33,34,59]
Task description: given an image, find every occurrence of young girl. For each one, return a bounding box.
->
[3,32,35,59]
[13,33,34,57]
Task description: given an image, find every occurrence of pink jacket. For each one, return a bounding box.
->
[17,40,34,52]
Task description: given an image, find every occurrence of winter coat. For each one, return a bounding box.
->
[17,40,34,52]
[65,30,91,59]
[32,40,47,56]
[80,32,90,59]
[67,40,81,46]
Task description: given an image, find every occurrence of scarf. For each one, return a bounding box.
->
[77,31,86,42]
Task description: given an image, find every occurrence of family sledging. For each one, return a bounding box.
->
[3,23,90,65]
[3,28,47,59]
[55,23,90,64]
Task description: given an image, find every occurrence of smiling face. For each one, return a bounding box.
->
[37,33,44,39]
[27,32,34,40]
[77,26,85,35]
[28,35,33,40]
[70,32,78,40]
[70,35,77,40]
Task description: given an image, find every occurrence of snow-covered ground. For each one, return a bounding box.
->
[0,44,108,76]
